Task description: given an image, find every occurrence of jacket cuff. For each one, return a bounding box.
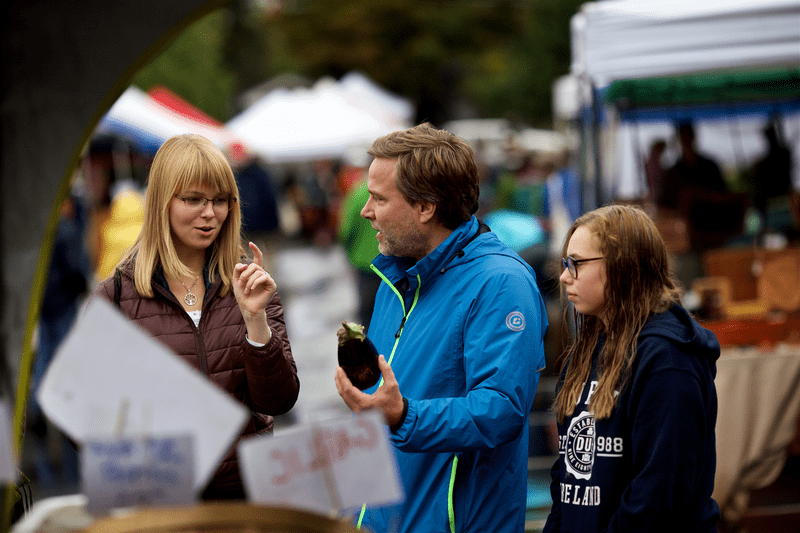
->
[390,397,409,433]
[245,334,265,347]
[245,325,272,348]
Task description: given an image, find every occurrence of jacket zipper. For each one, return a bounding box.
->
[154,281,209,376]
[193,324,209,376]
[369,265,421,367]
[357,268,421,530]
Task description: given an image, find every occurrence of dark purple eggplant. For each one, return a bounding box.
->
[337,321,381,390]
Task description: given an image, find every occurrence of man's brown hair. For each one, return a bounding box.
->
[368,123,479,229]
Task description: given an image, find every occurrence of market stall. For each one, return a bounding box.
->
[566,0,800,210]
[564,0,800,528]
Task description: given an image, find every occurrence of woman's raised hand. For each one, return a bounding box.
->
[233,242,276,342]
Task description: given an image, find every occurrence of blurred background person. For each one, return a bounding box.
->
[231,150,282,272]
[490,151,552,298]
[495,151,549,219]
[644,138,667,206]
[751,120,796,239]
[26,190,91,492]
[337,176,380,329]
[657,121,727,211]
[83,137,146,285]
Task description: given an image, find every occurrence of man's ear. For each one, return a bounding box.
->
[417,201,436,224]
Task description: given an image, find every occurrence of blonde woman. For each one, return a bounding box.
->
[544,204,720,532]
[92,134,299,500]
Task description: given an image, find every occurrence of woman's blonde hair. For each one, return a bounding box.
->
[553,204,682,422]
[120,134,244,297]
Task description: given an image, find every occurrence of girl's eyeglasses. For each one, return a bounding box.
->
[561,256,603,279]
[174,195,236,212]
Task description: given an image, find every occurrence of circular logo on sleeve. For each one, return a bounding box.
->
[505,311,525,331]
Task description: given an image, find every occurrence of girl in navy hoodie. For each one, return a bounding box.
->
[544,204,721,532]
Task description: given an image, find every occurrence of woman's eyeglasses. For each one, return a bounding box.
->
[561,256,603,279]
[174,195,236,212]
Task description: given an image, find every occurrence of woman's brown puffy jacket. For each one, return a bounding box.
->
[93,262,299,498]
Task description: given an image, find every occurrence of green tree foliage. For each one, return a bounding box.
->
[132,9,238,122]
[464,0,584,126]
[264,0,525,126]
[263,0,585,126]
[130,0,586,127]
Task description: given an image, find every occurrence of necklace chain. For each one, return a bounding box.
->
[178,274,200,306]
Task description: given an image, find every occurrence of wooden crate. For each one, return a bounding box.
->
[703,247,800,303]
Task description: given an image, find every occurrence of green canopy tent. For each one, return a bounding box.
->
[605,67,800,111]
[603,66,800,204]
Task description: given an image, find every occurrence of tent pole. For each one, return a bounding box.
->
[591,81,604,209]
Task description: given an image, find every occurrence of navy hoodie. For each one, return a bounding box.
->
[544,303,721,532]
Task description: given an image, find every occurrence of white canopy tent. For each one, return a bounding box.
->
[567,0,800,202]
[337,71,415,132]
[226,72,414,164]
[571,0,800,87]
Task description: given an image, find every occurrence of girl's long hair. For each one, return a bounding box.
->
[553,204,682,422]
[119,134,244,297]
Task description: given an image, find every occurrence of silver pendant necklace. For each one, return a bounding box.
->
[179,274,200,306]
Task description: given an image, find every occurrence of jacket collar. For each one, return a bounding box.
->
[117,259,219,303]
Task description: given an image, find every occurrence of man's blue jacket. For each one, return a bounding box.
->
[359,216,548,533]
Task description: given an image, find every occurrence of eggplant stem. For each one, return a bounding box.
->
[338,321,366,345]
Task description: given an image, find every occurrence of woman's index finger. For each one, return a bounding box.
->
[249,241,263,267]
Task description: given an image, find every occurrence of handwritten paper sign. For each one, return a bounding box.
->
[37,298,248,491]
[0,400,15,483]
[82,434,195,513]
[238,410,403,514]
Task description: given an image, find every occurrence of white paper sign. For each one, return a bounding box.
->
[238,410,403,514]
[0,400,16,483]
[81,434,195,512]
[37,298,249,491]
